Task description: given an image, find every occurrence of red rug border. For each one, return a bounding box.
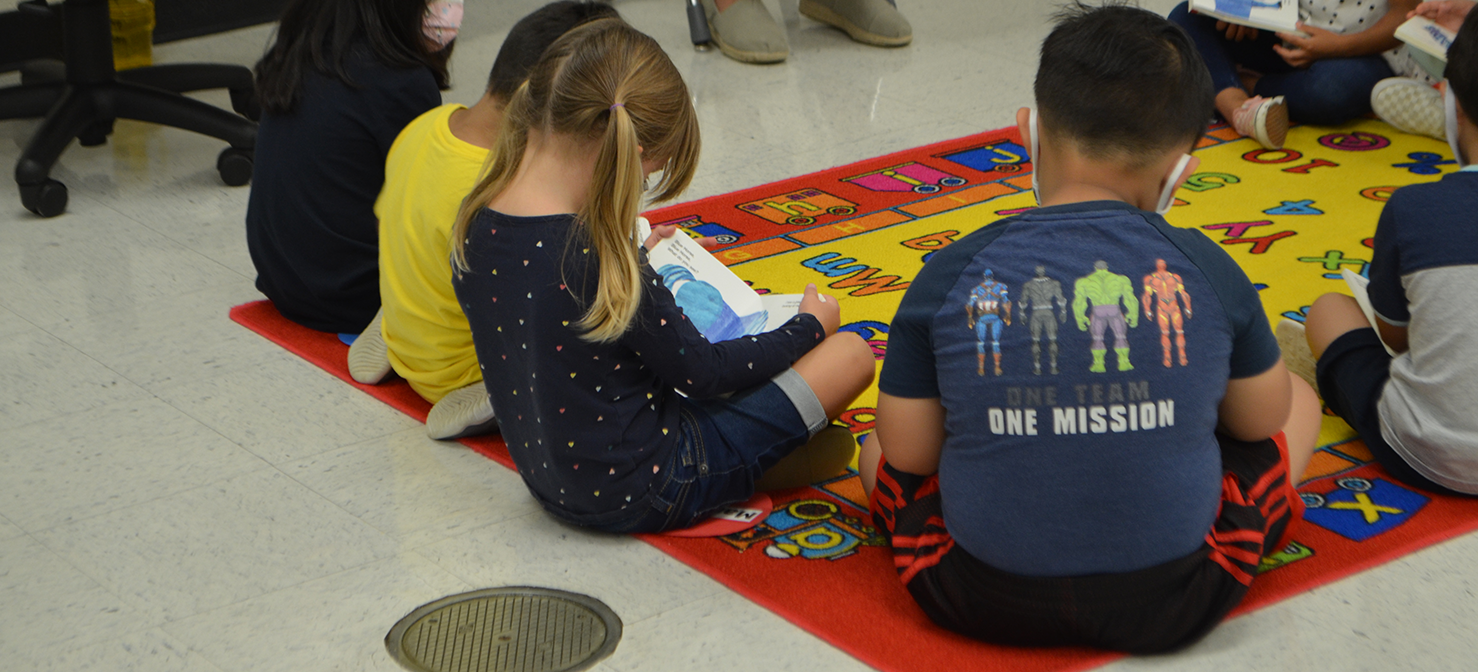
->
[226,122,1478,672]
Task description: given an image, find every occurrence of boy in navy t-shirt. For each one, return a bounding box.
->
[1296,11,1478,496]
[859,4,1323,653]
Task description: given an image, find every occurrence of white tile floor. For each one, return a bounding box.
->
[2,1,1477,670]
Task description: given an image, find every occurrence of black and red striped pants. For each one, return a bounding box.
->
[869,432,1302,654]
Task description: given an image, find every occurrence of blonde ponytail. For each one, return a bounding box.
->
[451,18,701,343]
[576,103,646,342]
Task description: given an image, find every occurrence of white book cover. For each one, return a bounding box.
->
[1342,268,1397,356]
[1189,0,1299,34]
[641,217,801,342]
[1396,16,1455,79]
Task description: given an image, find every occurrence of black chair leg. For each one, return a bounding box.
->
[111,82,257,187]
[0,81,65,121]
[117,63,259,120]
[14,86,96,216]
[16,86,96,184]
[110,81,255,149]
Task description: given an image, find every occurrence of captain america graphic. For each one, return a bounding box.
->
[966,269,1012,376]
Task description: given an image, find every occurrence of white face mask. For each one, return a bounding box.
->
[1027,108,1192,216]
[1446,81,1467,167]
[423,0,464,51]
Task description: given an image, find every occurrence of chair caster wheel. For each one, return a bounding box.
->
[20,179,68,218]
[217,147,253,187]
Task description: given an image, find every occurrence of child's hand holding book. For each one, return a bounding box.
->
[799,283,840,337]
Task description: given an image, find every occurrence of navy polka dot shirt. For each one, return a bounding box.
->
[452,209,826,523]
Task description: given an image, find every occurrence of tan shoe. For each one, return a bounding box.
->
[1276,319,1320,395]
[799,0,912,47]
[701,0,789,64]
[347,308,392,384]
[426,384,498,440]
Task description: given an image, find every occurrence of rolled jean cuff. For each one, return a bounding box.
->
[772,367,828,437]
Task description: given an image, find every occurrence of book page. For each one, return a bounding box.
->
[1342,269,1397,356]
[647,231,770,342]
[1190,0,1299,33]
[759,294,803,332]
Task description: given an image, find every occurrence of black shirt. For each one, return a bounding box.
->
[453,210,826,524]
[245,47,440,333]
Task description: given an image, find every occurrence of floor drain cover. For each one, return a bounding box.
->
[386,587,621,672]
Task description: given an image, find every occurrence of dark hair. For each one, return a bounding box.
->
[1035,1,1213,165]
[255,0,452,115]
[1447,9,1478,121]
[486,1,621,100]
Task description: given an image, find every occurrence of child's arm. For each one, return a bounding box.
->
[875,392,946,476]
[1276,0,1421,65]
[1218,359,1294,442]
[623,268,828,399]
[1377,317,1411,353]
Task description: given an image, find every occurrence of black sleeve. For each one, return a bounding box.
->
[1367,197,1409,326]
[621,263,826,399]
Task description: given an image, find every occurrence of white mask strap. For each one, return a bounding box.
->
[1446,82,1467,167]
[1029,109,1041,206]
[1155,154,1195,216]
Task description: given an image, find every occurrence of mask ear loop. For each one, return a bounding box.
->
[1029,109,1042,206]
[1446,82,1467,167]
[1155,154,1195,216]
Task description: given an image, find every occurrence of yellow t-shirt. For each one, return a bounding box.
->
[375,104,489,403]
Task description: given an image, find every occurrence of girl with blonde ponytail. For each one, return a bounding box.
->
[450,19,876,533]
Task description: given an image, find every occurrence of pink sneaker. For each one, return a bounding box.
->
[1231,95,1289,149]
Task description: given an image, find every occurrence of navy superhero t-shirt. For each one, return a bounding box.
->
[881,201,1280,577]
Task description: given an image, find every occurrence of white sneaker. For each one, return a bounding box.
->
[1372,77,1444,140]
[347,308,392,384]
[1276,318,1319,394]
[426,384,498,440]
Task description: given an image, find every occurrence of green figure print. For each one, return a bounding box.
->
[1072,261,1139,373]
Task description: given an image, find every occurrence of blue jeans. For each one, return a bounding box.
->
[1168,3,1393,125]
[591,373,825,534]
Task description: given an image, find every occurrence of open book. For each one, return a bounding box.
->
[1188,0,1299,34]
[1396,16,1456,80]
[638,217,802,342]
[1343,269,1398,356]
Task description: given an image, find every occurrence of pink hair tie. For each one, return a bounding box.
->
[609,103,624,111]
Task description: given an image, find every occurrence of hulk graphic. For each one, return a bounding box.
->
[1072,260,1139,373]
[1018,265,1067,375]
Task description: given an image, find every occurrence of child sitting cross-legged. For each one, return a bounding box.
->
[348,1,621,440]
[450,19,876,533]
[859,3,1322,653]
[1291,9,1478,496]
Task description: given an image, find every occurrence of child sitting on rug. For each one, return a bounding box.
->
[859,3,1322,653]
[1288,9,1478,496]
[1168,0,1423,149]
[246,0,453,334]
[348,1,620,440]
[449,19,876,533]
